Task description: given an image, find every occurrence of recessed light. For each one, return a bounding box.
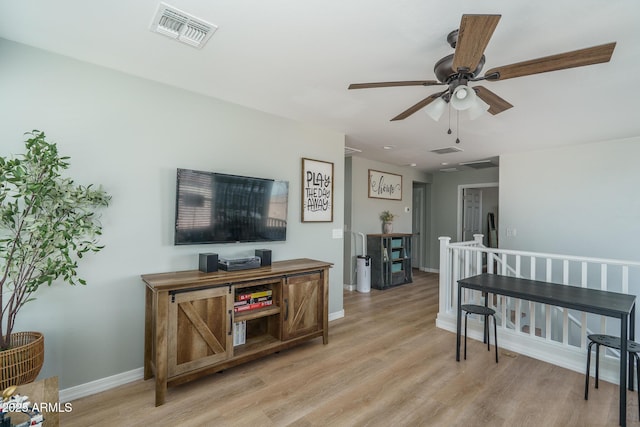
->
[441,162,449,166]
[383,145,395,150]
[409,163,417,167]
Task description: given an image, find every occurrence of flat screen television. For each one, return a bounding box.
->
[174,168,289,245]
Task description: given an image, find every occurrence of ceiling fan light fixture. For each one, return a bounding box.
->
[467,96,490,120]
[424,97,448,121]
[450,85,477,111]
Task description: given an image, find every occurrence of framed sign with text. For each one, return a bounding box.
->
[368,169,402,200]
[301,158,334,222]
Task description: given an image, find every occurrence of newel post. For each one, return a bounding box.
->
[439,236,451,314]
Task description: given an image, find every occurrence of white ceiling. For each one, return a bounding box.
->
[1,1,639,172]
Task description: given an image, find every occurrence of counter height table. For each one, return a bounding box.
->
[456,273,636,426]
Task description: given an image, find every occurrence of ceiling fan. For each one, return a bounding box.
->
[348,14,616,121]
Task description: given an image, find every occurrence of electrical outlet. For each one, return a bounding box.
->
[332,229,343,239]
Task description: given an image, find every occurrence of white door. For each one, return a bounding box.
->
[462,188,482,241]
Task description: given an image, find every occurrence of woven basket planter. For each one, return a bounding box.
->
[0,331,44,390]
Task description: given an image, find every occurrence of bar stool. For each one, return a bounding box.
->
[585,334,640,419]
[461,304,498,363]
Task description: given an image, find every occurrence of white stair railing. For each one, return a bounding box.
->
[436,235,640,385]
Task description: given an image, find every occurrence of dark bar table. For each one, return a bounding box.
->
[456,273,636,426]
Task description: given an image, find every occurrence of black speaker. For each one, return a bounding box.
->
[255,249,272,267]
[199,253,218,273]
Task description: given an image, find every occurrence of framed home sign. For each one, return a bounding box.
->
[368,169,402,200]
[301,158,334,222]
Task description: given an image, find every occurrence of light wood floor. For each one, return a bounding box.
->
[61,271,640,426]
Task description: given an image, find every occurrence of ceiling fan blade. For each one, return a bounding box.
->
[452,14,501,73]
[484,42,616,81]
[390,91,447,121]
[474,86,513,115]
[348,80,442,89]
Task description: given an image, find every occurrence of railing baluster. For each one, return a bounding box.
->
[563,308,569,346]
[488,253,495,274]
[561,260,569,347]
[501,253,507,275]
[515,298,522,335]
[601,263,607,333]
[546,258,552,282]
[530,256,536,280]
[529,301,536,337]
[452,248,459,312]
[622,265,629,294]
[546,304,552,342]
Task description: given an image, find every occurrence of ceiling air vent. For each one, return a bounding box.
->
[459,160,496,169]
[150,2,217,49]
[430,146,464,155]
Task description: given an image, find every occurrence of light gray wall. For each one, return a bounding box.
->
[499,137,640,261]
[429,167,500,269]
[344,156,430,285]
[0,39,345,389]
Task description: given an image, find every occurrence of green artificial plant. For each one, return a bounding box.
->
[379,210,395,223]
[0,131,110,350]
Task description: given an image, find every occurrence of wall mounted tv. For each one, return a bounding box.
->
[174,168,289,245]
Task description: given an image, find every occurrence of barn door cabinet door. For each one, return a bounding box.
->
[282,272,322,340]
[168,286,233,377]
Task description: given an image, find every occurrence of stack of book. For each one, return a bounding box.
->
[234,286,273,312]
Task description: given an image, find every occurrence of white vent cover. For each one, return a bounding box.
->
[430,146,464,155]
[459,160,496,169]
[150,2,217,48]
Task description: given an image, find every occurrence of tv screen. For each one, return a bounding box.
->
[174,168,289,245]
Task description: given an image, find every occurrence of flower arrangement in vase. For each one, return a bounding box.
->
[379,210,395,234]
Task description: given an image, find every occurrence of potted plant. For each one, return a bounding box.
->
[379,210,395,234]
[0,130,110,389]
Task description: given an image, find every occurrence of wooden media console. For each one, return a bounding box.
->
[141,258,331,406]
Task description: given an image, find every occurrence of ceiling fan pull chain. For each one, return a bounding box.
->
[447,103,452,135]
[456,110,461,144]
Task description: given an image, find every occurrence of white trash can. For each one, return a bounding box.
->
[356,255,371,293]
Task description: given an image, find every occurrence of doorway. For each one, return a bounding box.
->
[457,183,499,245]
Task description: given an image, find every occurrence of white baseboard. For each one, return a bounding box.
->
[61,309,347,402]
[329,309,345,321]
[421,267,439,273]
[59,367,144,403]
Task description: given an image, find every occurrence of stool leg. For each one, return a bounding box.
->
[585,341,594,400]
[464,312,469,360]
[493,314,498,363]
[486,315,490,351]
[483,314,488,345]
[595,343,600,389]
[633,353,640,419]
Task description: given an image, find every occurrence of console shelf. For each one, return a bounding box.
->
[235,305,281,322]
[141,258,331,406]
